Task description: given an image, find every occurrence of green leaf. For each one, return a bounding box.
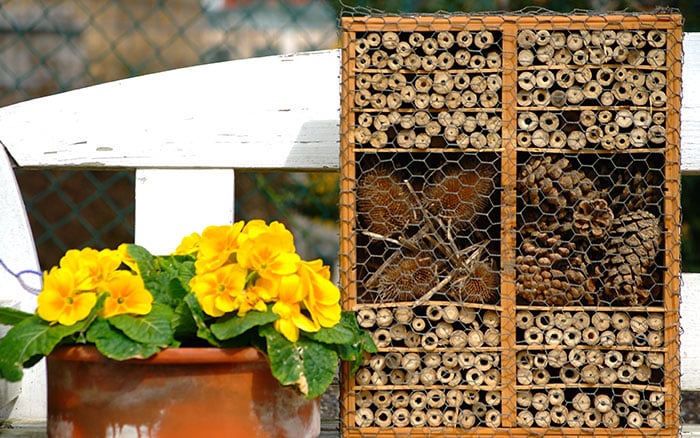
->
[183,294,220,347]
[126,244,155,275]
[0,316,91,381]
[107,303,174,346]
[126,245,195,308]
[210,309,278,341]
[299,341,338,399]
[172,300,197,340]
[260,326,338,399]
[304,311,359,345]
[337,330,377,375]
[0,307,34,326]
[86,318,162,361]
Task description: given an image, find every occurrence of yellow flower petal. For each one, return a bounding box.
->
[173,232,201,255]
[194,222,245,273]
[102,272,153,318]
[37,267,97,326]
[189,263,247,317]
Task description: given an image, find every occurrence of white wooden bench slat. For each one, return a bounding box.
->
[0,147,46,421]
[0,50,341,171]
[0,32,699,428]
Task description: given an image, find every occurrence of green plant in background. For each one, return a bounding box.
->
[0,220,376,399]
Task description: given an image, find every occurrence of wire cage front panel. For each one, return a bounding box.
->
[340,12,682,437]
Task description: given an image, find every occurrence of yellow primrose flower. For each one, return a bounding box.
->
[173,232,201,256]
[102,271,153,318]
[237,222,300,280]
[299,260,342,328]
[117,243,139,274]
[233,286,269,316]
[189,263,247,317]
[194,222,245,274]
[239,219,272,240]
[37,267,98,326]
[59,247,122,291]
[272,274,319,342]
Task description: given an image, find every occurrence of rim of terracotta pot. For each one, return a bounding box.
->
[48,345,267,365]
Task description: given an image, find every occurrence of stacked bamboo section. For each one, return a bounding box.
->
[515,29,670,151]
[340,12,682,437]
[352,28,503,149]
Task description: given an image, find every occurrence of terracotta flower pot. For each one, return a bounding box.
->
[46,346,320,438]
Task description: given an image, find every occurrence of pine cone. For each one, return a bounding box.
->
[518,156,598,235]
[573,198,614,240]
[356,165,419,236]
[516,231,596,306]
[600,160,664,217]
[601,210,661,305]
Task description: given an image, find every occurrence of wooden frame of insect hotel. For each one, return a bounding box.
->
[339,10,682,437]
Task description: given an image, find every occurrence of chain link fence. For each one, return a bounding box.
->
[3,0,339,269]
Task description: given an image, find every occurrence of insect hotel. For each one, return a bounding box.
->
[339,11,682,436]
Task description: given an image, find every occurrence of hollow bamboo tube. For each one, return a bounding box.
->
[563,327,582,346]
[602,411,620,428]
[572,393,591,412]
[485,409,501,428]
[459,411,477,428]
[449,330,469,348]
[401,352,421,372]
[567,410,584,428]
[357,309,376,328]
[548,388,565,406]
[486,51,501,68]
[532,392,549,411]
[648,313,664,331]
[423,352,442,368]
[469,54,486,69]
[531,89,550,107]
[391,408,410,427]
[517,410,534,427]
[617,364,635,383]
[518,49,535,66]
[567,131,586,150]
[408,409,427,427]
[560,365,580,384]
[404,53,421,71]
[373,391,392,409]
[437,31,455,49]
[485,369,500,387]
[580,363,600,384]
[443,409,458,427]
[421,37,438,56]
[426,389,446,409]
[356,389,373,408]
[355,407,374,427]
[647,410,664,428]
[534,410,551,428]
[368,355,385,371]
[544,327,563,345]
[518,71,535,91]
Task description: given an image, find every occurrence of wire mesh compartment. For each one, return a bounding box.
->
[340,11,682,437]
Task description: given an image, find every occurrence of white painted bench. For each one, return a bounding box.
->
[0,34,699,431]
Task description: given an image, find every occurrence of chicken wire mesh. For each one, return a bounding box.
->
[339,9,682,436]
